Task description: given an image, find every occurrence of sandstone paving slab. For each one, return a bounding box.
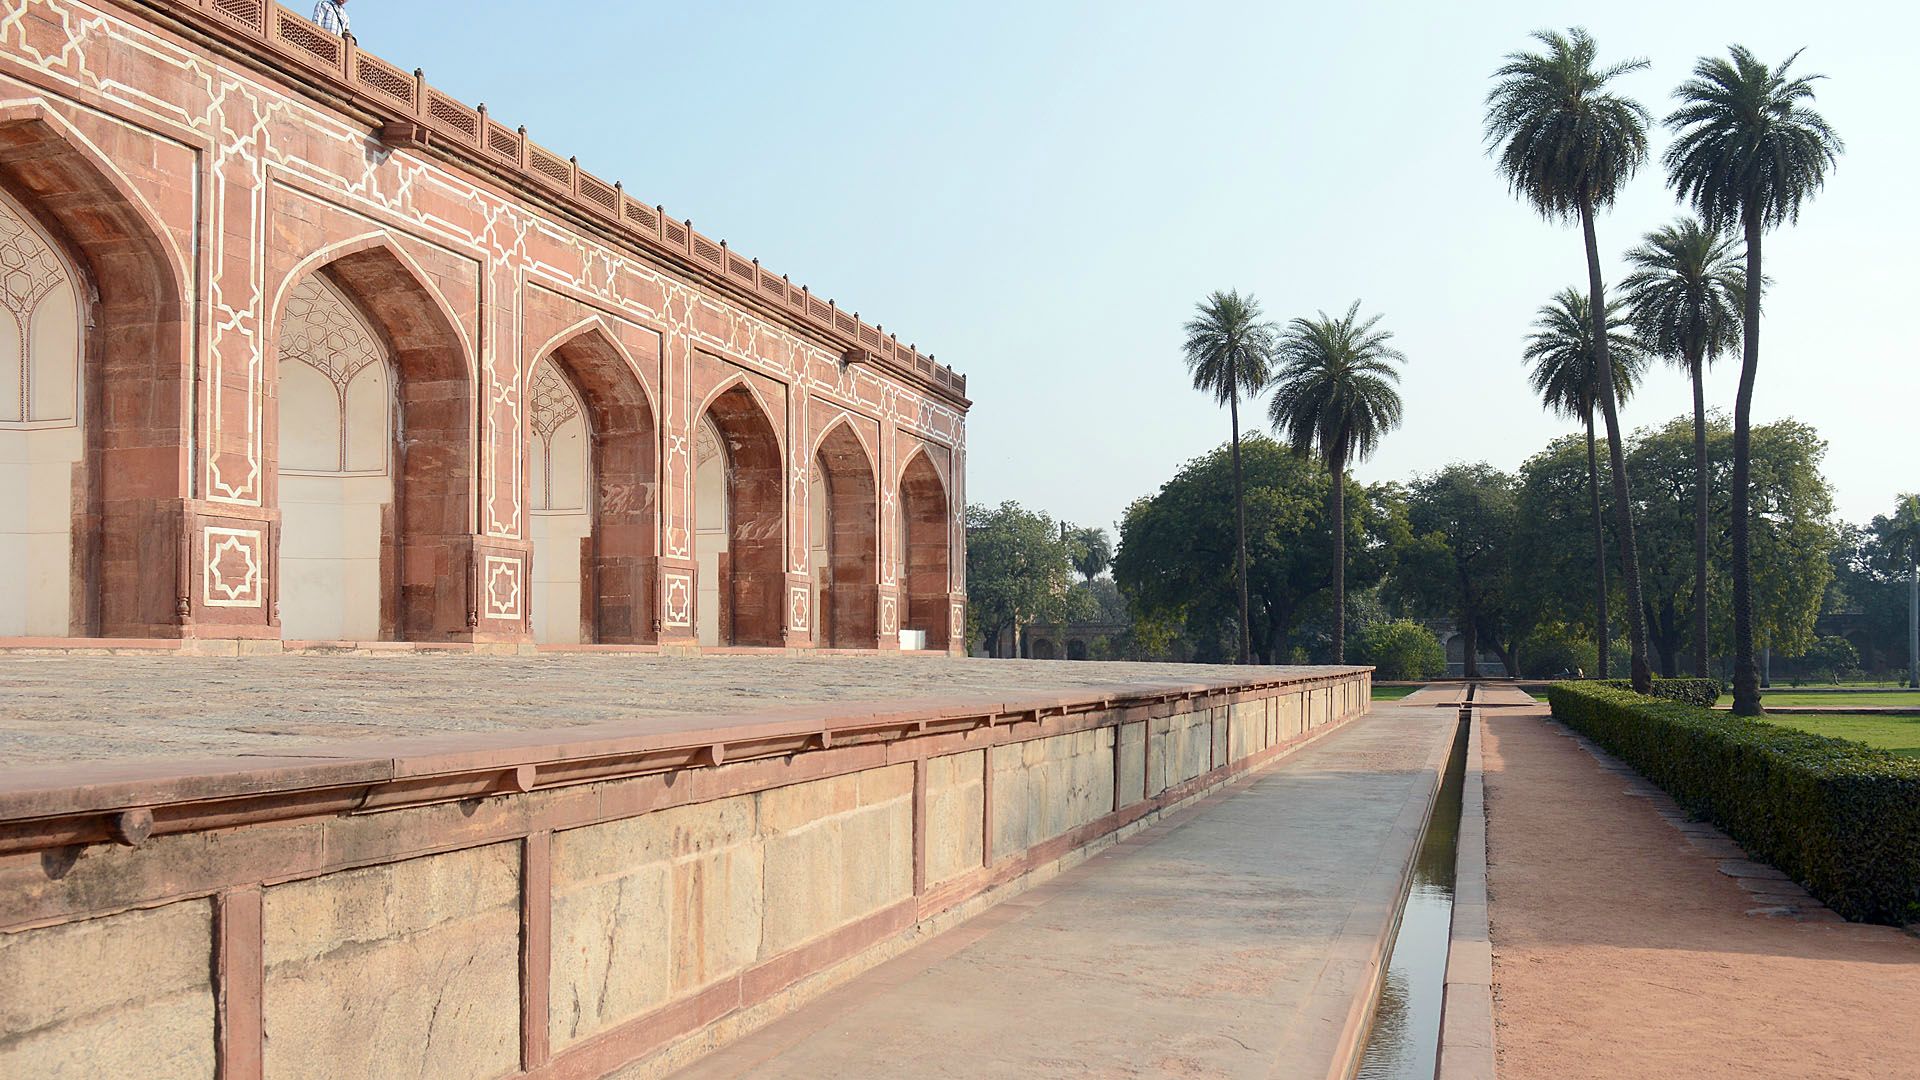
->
[0,655,1359,770]
[668,705,1454,1080]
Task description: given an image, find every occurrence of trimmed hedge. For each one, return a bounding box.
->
[1547,681,1920,924]
[1595,677,1720,708]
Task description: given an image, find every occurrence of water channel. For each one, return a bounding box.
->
[1353,711,1471,1080]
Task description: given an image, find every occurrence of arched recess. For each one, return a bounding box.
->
[810,420,878,648]
[271,241,473,641]
[527,327,657,644]
[899,449,951,651]
[0,104,188,637]
[693,382,784,646]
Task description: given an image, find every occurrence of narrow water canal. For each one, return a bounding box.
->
[1354,714,1470,1080]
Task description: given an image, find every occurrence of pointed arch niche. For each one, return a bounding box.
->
[271,244,473,641]
[899,450,951,651]
[809,421,878,648]
[693,383,783,647]
[0,105,189,638]
[526,329,657,644]
[0,187,85,636]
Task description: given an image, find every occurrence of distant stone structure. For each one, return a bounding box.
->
[0,0,969,651]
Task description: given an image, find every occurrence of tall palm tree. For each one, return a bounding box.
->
[1268,302,1405,665]
[1486,27,1656,692]
[1621,218,1745,679]
[1665,46,1843,715]
[1523,289,1645,678]
[1183,290,1276,665]
[1067,525,1112,586]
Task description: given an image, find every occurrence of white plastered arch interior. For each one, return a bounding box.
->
[0,187,84,636]
[275,273,393,640]
[526,356,590,644]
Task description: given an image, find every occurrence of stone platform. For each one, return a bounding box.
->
[0,654,1332,768]
[0,656,1374,1080]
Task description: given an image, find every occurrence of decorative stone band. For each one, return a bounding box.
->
[118,0,968,406]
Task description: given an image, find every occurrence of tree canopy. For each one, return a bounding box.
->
[1113,436,1400,664]
[965,501,1087,657]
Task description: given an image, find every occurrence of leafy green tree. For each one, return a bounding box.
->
[1521,288,1643,677]
[1182,290,1277,665]
[1114,437,1396,664]
[1487,27,1656,692]
[1624,416,1834,674]
[1664,45,1844,715]
[965,501,1084,658]
[1354,620,1446,681]
[1267,301,1407,663]
[1397,464,1523,677]
[1872,494,1920,687]
[1065,525,1113,586]
[1512,434,1617,654]
[1621,218,1746,677]
[1789,636,1859,685]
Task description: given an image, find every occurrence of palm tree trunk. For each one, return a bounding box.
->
[1730,209,1764,716]
[1584,412,1609,680]
[1690,357,1711,678]
[1229,370,1251,666]
[1579,200,1652,693]
[1909,556,1918,689]
[1331,458,1346,665]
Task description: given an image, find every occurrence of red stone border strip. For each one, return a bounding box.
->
[1437,708,1495,1080]
[1269,705,1456,1080]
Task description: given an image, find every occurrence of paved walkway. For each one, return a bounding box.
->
[1485,706,1920,1080]
[669,704,1454,1080]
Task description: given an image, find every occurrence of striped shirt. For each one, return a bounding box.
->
[312,0,349,36]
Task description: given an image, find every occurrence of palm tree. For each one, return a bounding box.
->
[1268,302,1405,665]
[1523,289,1645,679]
[1621,218,1745,679]
[1486,27,1656,692]
[1067,525,1112,586]
[1665,46,1843,715]
[1183,290,1276,665]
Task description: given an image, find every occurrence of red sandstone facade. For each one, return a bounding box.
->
[0,0,968,651]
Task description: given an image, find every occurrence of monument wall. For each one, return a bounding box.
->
[0,0,969,651]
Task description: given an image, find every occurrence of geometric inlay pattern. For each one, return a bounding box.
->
[483,555,522,620]
[202,527,264,608]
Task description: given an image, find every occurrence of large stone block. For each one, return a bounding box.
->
[261,843,521,1080]
[549,857,671,1051]
[0,900,214,1079]
[925,749,985,885]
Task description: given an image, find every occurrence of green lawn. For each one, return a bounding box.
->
[1372,685,1421,701]
[1741,690,1920,708]
[1756,713,1920,759]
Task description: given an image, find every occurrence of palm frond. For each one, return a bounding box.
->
[1664,45,1844,232]
[1266,301,1407,470]
[1183,289,1276,406]
[1485,27,1650,220]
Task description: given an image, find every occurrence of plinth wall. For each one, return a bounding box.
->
[0,669,1371,1079]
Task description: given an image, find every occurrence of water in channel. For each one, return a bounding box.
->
[1354,714,1470,1080]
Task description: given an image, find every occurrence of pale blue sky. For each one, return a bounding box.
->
[352,1,1914,532]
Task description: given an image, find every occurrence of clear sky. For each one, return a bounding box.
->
[352,1,1914,534]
